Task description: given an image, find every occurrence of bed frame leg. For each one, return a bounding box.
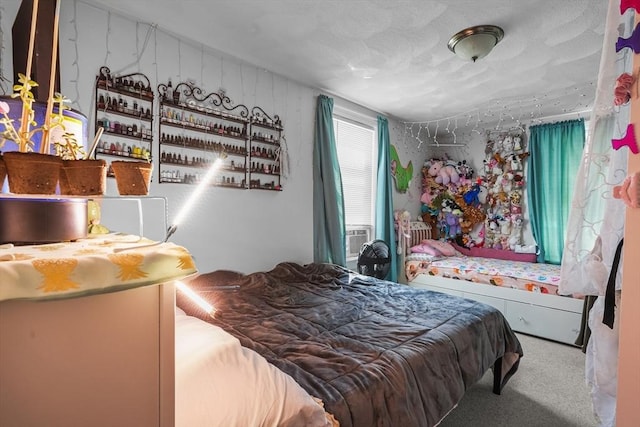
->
[492,357,503,395]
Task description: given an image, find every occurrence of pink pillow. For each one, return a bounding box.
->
[450,242,537,263]
[410,242,442,256]
[422,239,457,257]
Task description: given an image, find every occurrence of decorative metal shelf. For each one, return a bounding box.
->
[96,148,152,161]
[250,153,278,161]
[96,106,152,122]
[160,144,246,161]
[250,137,280,147]
[250,184,282,191]
[158,118,247,141]
[250,169,280,176]
[96,66,154,101]
[103,129,153,143]
[159,160,245,171]
[157,82,250,120]
[250,106,282,130]
[97,83,154,101]
[94,66,155,168]
[159,178,248,189]
[160,100,249,125]
[155,80,283,191]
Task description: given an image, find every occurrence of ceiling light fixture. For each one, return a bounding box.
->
[448,25,504,62]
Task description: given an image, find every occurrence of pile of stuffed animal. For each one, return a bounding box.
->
[420,155,486,245]
[481,133,529,250]
[420,132,529,251]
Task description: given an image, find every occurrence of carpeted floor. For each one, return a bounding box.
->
[438,333,599,427]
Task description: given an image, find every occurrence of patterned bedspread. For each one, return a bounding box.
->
[406,254,561,294]
[178,262,523,427]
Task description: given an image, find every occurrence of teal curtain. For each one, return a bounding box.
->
[312,95,346,265]
[528,119,585,264]
[375,116,397,281]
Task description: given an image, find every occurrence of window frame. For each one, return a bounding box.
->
[332,106,378,261]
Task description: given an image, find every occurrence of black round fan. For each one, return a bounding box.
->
[357,239,391,279]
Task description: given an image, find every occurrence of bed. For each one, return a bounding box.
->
[406,249,561,294]
[175,262,523,427]
[400,221,585,345]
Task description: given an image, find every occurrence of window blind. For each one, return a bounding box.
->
[333,117,375,228]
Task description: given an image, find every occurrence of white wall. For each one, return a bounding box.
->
[1,0,397,274]
[389,120,423,220]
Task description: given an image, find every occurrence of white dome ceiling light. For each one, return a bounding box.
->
[448,25,505,62]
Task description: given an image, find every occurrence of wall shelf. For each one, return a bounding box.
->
[155,81,284,191]
[248,106,283,191]
[94,66,154,178]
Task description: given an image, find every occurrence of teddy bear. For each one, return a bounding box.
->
[507,153,522,171]
[501,172,514,193]
[513,173,525,188]
[484,234,495,249]
[513,135,523,151]
[443,208,463,238]
[499,216,512,235]
[509,190,523,215]
[486,217,500,235]
[508,215,524,250]
[490,175,503,195]
[428,159,460,186]
[456,160,474,180]
[469,223,485,247]
[494,137,503,154]
[485,139,495,156]
[463,183,482,207]
[499,236,510,251]
[502,135,514,154]
[420,191,434,206]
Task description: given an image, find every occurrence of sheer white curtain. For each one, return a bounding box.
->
[560,1,632,425]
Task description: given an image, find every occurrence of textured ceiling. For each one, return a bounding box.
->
[88,0,608,124]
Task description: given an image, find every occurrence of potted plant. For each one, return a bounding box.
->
[0,154,5,189]
[0,0,84,196]
[55,127,107,197]
[110,154,153,196]
[0,75,67,195]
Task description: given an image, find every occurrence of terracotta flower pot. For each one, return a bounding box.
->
[2,151,63,195]
[59,159,107,196]
[0,154,6,190]
[111,160,153,195]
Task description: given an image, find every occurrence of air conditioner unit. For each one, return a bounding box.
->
[346,226,371,259]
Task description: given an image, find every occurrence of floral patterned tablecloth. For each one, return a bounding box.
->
[0,233,197,302]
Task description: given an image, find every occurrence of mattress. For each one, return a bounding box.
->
[177,262,523,427]
[406,253,563,295]
[174,307,336,427]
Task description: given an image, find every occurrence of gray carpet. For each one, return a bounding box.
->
[438,333,599,427]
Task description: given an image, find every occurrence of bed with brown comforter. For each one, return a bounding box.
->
[178,262,523,427]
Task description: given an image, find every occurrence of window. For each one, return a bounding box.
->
[333,115,377,259]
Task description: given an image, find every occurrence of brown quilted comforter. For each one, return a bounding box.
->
[178,262,523,427]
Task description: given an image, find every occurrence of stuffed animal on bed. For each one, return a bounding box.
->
[443,209,463,238]
[428,160,460,186]
[463,183,481,207]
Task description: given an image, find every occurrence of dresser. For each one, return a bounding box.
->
[0,234,197,427]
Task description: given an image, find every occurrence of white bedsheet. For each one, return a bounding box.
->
[175,309,332,427]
